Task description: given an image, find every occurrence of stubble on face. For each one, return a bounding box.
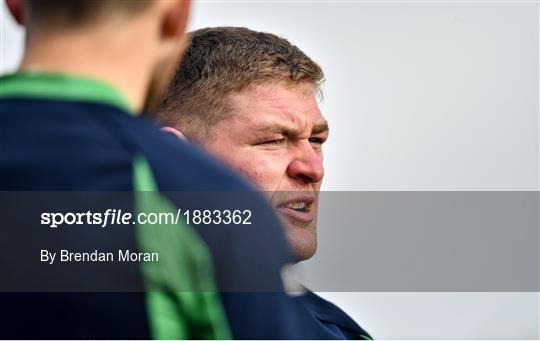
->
[145,35,188,113]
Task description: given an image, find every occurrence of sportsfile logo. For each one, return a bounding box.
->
[41,209,139,228]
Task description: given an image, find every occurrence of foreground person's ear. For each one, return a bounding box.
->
[160,0,191,41]
[161,126,187,141]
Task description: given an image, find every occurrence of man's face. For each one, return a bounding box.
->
[201,82,328,261]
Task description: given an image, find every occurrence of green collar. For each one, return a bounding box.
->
[0,71,133,114]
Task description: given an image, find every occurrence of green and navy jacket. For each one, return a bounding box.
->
[0,72,371,340]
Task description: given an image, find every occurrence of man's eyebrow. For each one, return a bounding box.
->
[312,121,329,135]
[252,124,301,136]
[251,121,329,136]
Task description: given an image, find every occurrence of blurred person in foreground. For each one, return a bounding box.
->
[153,26,372,340]
[0,1,334,339]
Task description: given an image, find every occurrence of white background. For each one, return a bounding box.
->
[1,1,539,339]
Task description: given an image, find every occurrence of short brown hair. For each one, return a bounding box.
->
[154,26,324,141]
[25,0,151,28]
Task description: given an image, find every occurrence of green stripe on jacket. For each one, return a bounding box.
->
[132,155,232,340]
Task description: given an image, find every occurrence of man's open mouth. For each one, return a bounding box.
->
[285,201,310,212]
[276,196,315,223]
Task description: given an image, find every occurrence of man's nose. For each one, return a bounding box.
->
[286,143,324,184]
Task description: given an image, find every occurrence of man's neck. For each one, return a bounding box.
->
[19,30,154,113]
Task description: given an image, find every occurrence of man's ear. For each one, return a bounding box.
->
[161,126,187,141]
[6,0,24,25]
[161,0,191,41]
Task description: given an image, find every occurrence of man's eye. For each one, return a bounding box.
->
[309,137,324,145]
[262,138,285,145]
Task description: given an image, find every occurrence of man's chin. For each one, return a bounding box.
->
[283,221,317,262]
